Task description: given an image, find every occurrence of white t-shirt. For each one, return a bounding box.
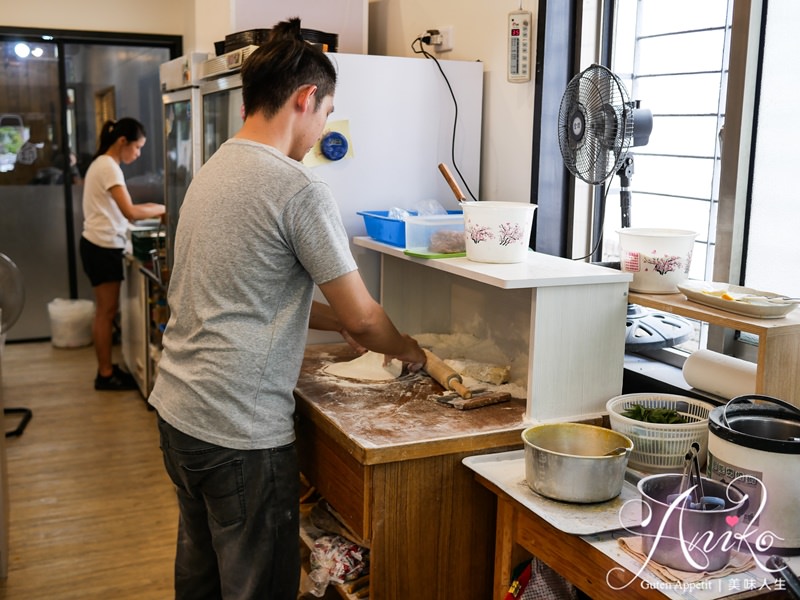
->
[81,155,128,249]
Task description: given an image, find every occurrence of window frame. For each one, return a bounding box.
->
[709,0,764,359]
[533,1,769,363]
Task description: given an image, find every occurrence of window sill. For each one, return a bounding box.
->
[623,353,724,406]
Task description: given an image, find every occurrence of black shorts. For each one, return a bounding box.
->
[80,236,125,287]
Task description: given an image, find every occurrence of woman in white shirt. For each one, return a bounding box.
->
[80,118,165,391]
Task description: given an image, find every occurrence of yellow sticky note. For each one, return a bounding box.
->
[303,120,354,167]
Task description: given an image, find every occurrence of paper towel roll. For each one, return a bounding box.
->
[682,348,757,399]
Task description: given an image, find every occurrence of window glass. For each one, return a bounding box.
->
[636,0,728,36]
[744,2,800,298]
[605,0,732,289]
[637,31,727,74]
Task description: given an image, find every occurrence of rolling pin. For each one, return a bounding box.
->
[438,163,466,203]
[423,349,471,398]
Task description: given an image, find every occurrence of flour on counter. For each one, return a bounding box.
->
[414,332,529,396]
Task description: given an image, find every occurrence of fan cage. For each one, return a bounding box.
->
[558,64,634,185]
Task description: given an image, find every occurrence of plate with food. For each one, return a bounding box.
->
[677,281,798,318]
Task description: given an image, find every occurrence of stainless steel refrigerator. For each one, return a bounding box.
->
[161,53,207,270]
[120,54,207,395]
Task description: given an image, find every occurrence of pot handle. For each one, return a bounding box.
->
[722,394,800,428]
[767,556,800,600]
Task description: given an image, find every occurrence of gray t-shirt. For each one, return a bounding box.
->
[149,138,357,450]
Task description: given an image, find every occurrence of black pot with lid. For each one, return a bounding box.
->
[224,28,339,54]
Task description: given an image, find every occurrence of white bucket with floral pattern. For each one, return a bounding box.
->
[618,228,696,293]
[463,201,537,263]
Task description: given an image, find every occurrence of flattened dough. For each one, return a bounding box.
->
[322,351,403,382]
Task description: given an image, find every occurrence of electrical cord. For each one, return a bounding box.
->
[572,179,613,261]
[411,35,478,202]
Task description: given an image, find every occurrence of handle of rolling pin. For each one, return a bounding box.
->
[438,163,466,203]
[449,378,472,399]
[423,349,472,399]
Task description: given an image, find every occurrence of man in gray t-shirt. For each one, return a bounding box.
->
[149,18,425,600]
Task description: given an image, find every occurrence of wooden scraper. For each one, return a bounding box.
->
[435,391,512,410]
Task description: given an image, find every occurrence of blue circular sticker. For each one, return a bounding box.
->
[320,131,349,161]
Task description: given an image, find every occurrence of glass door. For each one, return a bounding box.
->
[0,39,70,340]
[0,31,173,340]
[201,75,244,163]
[64,43,171,301]
[163,87,202,270]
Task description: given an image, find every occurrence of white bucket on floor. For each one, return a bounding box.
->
[48,299,94,348]
[463,201,537,263]
[618,228,696,293]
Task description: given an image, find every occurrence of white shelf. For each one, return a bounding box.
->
[358,237,632,423]
[353,237,632,290]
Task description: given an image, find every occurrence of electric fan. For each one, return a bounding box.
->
[557,64,692,351]
[0,252,33,437]
[558,63,654,226]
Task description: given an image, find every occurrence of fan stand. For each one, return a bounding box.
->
[617,155,634,229]
[626,304,694,350]
[613,156,696,352]
[1,340,33,436]
[557,65,690,352]
[0,253,33,438]
[5,407,33,438]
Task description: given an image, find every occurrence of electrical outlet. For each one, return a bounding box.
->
[434,25,454,53]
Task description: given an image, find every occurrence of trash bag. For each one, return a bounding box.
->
[47,298,94,348]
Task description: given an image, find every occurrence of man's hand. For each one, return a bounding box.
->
[340,329,367,355]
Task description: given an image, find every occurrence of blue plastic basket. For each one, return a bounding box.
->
[358,210,463,248]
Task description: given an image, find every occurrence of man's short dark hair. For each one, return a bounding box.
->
[241,18,337,118]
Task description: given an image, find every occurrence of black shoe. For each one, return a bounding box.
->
[95,365,138,391]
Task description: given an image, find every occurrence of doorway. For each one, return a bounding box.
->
[0,28,180,341]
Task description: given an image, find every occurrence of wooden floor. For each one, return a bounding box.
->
[0,341,337,600]
[0,341,177,599]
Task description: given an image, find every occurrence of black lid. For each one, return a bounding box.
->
[709,395,800,454]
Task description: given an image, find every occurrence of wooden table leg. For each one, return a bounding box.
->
[494,495,532,600]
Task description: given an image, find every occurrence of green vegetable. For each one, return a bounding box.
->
[622,404,687,424]
[0,127,24,155]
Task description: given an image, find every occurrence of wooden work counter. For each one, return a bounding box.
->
[464,451,795,600]
[294,343,528,600]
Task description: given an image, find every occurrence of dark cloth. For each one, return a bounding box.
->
[157,415,301,600]
[79,235,124,286]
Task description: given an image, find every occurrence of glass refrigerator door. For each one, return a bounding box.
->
[201,78,244,163]
[163,88,201,270]
[0,40,70,340]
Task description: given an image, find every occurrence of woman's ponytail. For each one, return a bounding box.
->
[92,117,146,160]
